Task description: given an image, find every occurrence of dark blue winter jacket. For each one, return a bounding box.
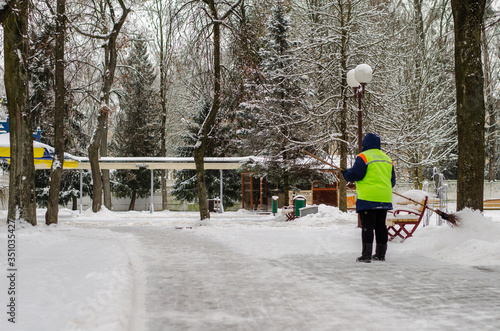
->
[342,133,396,212]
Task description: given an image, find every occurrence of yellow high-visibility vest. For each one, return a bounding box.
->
[356,149,393,203]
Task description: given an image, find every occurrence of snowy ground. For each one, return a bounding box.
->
[1,204,500,330]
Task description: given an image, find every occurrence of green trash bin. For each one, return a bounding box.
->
[272,196,279,216]
[294,195,306,217]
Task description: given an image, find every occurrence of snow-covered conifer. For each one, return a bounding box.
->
[111,35,161,210]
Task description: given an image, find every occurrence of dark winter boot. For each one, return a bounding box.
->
[372,244,387,261]
[356,243,373,263]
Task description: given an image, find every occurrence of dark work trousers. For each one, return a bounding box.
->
[359,209,388,245]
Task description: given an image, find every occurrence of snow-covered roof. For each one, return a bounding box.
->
[75,156,256,170]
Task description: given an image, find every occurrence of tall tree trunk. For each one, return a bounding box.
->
[101,36,112,210]
[410,0,425,189]
[46,0,66,225]
[451,0,486,211]
[338,1,351,213]
[101,140,112,209]
[160,31,168,210]
[129,191,136,211]
[89,110,106,212]
[195,5,219,221]
[194,0,242,220]
[194,144,210,219]
[84,4,130,212]
[194,18,222,220]
[4,0,37,225]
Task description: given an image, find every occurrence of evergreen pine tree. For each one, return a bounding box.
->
[239,2,317,202]
[111,35,161,210]
[29,23,54,132]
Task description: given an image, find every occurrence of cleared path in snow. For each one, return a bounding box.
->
[113,226,500,331]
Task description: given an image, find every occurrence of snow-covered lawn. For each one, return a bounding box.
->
[1,205,499,330]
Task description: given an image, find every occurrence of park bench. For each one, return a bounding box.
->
[281,206,296,221]
[386,191,428,242]
[427,196,440,207]
[483,198,500,210]
[281,205,319,221]
[282,195,309,221]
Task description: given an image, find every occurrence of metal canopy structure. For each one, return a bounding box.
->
[74,156,255,214]
[0,127,257,212]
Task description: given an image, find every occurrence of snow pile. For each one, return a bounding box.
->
[293,204,355,227]
[400,208,500,267]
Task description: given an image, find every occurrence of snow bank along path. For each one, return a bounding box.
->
[0,210,146,331]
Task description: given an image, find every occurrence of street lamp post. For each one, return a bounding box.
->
[347,64,373,229]
[347,64,373,153]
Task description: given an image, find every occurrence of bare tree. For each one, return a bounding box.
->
[45,0,67,225]
[180,0,242,220]
[143,0,178,210]
[72,0,131,212]
[451,0,487,211]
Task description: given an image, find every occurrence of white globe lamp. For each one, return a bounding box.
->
[347,69,359,88]
[354,64,373,84]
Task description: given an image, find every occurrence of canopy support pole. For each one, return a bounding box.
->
[219,169,224,213]
[150,169,154,213]
[79,169,83,214]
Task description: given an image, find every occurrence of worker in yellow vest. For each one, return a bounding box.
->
[342,133,396,263]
